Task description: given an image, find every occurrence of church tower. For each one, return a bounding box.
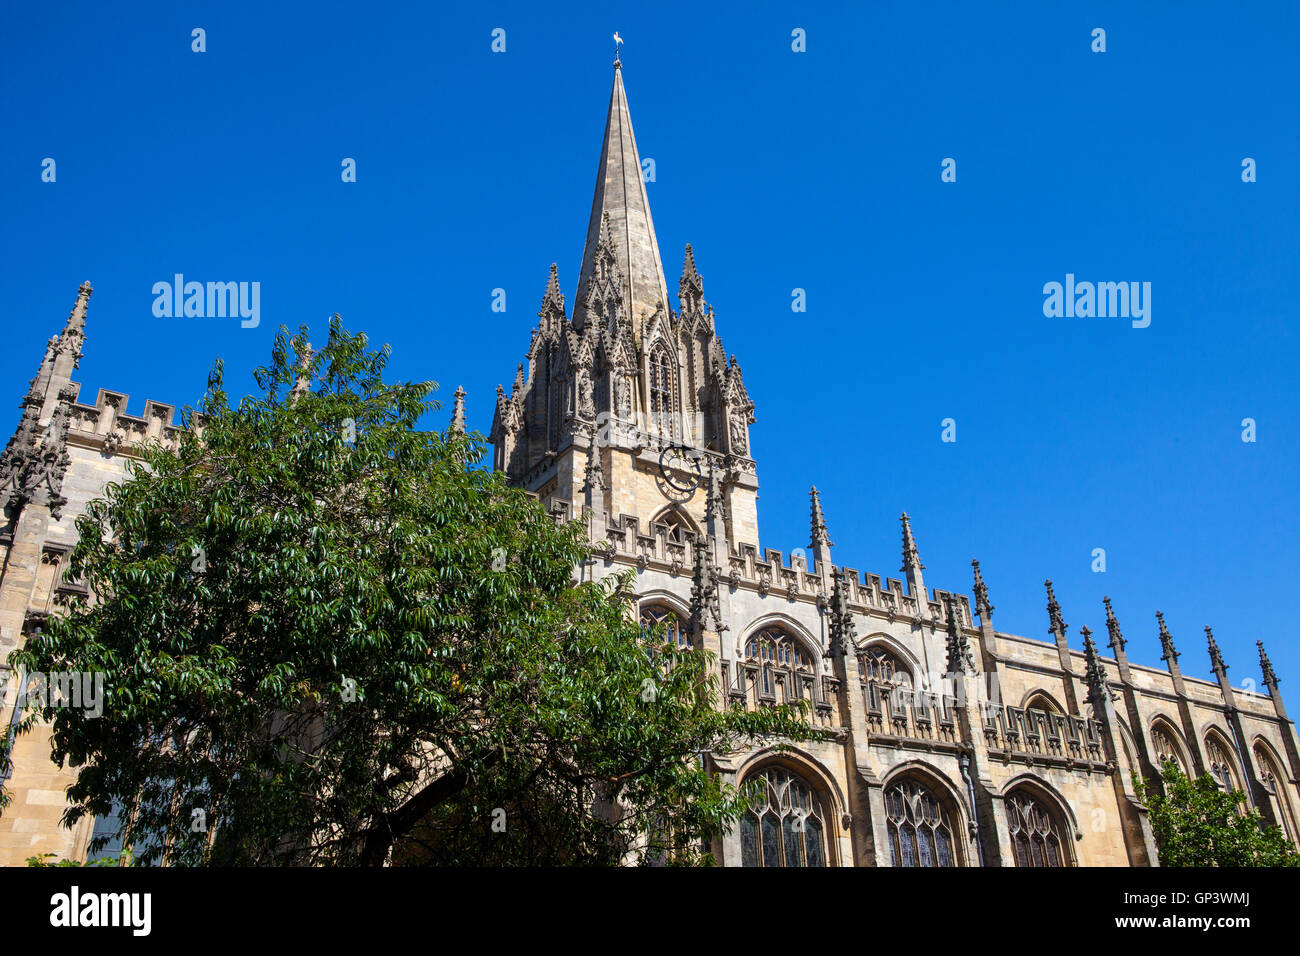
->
[489,57,759,547]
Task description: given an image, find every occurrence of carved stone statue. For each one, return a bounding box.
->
[578,370,595,420]
[729,410,749,455]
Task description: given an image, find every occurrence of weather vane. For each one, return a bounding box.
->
[613,31,623,64]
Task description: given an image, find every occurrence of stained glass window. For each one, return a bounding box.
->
[1006,790,1066,867]
[1206,735,1240,794]
[884,778,958,867]
[640,604,690,649]
[739,766,829,867]
[745,629,815,702]
[1151,724,1188,775]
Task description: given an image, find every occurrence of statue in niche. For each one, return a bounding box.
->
[578,370,595,420]
[614,372,631,420]
[729,410,749,455]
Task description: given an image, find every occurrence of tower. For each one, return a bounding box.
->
[489,58,759,547]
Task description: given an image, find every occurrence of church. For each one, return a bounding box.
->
[2,57,1298,867]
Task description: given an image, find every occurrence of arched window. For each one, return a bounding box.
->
[1205,734,1242,794]
[648,343,678,439]
[1024,693,1063,715]
[1254,742,1298,845]
[1151,723,1188,775]
[884,778,958,867]
[738,766,828,867]
[640,604,690,649]
[650,508,694,542]
[745,628,814,701]
[858,645,911,714]
[1006,789,1067,867]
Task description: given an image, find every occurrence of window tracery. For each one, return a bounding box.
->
[883,778,957,867]
[745,628,814,701]
[738,766,827,868]
[640,604,690,649]
[1006,789,1066,867]
[1151,724,1187,774]
[648,342,678,439]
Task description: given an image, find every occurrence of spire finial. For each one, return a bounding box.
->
[900,513,924,572]
[612,31,622,68]
[944,595,974,676]
[1156,610,1179,663]
[1082,626,1114,706]
[1206,625,1227,673]
[450,385,466,433]
[1258,640,1279,688]
[810,486,831,550]
[1045,579,1066,636]
[971,559,993,620]
[1103,596,1126,651]
[828,568,857,658]
[290,340,314,400]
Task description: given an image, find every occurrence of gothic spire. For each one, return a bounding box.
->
[900,512,924,572]
[450,386,466,433]
[572,60,670,336]
[1206,626,1227,675]
[971,559,993,621]
[1081,626,1114,706]
[538,263,567,330]
[289,340,313,400]
[689,533,725,636]
[944,596,975,676]
[809,486,831,550]
[1156,611,1179,663]
[1258,640,1278,688]
[1045,579,1066,636]
[679,243,705,315]
[59,281,91,356]
[828,569,857,658]
[1103,596,1125,651]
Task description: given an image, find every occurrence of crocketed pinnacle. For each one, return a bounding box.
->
[900,513,924,572]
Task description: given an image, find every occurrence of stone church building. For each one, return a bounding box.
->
[2,60,1299,867]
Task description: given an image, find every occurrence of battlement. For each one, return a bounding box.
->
[64,384,184,454]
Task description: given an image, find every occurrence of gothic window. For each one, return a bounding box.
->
[745,628,814,701]
[640,604,690,649]
[648,342,678,439]
[1206,734,1242,795]
[858,645,911,714]
[1024,693,1063,714]
[738,766,828,867]
[1006,789,1067,867]
[1151,723,1188,775]
[884,778,957,867]
[651,508,693,542]
[1254,743,1298,845]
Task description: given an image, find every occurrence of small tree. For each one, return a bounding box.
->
[1135,761,1299,867]
[6,319,820,865]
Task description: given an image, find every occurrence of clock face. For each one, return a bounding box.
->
[657,444,703,501]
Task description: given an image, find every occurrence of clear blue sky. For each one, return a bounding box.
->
[3,2,1297,693]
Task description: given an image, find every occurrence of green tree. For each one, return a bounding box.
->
[1135,761,1300,867]
[6,319,820,865]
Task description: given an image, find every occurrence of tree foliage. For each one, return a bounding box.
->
[1135,761,1300,867]
[6,319,819,865]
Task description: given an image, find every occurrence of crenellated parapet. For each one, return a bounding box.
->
[64,387,183,457]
